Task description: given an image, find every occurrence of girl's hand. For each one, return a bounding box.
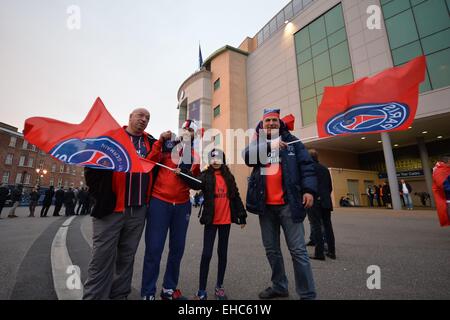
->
[174,168,181,175]
[241,224,246,229]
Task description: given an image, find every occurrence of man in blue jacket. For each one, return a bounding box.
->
[242,108,317,300]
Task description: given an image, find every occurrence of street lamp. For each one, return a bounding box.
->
[36,168,47,187]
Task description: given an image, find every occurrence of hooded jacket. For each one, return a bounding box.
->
[242,120,317,223]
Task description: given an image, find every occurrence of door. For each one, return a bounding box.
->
[347,179,360,206]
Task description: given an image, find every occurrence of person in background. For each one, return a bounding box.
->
[366,185,374,207]
[52,187,65,217]
[0,183,9,219]
[8,184,23,218]
[307,149,336,261]
[64,187,76,216]
[28,187,40,217]
[40,186,54,217]
[399,179,413,210]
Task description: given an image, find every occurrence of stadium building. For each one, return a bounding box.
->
[177,0,450,208]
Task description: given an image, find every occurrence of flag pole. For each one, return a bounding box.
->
[155,162,202,184]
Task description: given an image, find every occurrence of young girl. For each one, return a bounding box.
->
[177,149,247,300]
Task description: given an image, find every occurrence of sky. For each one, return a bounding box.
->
[0,0,290,137]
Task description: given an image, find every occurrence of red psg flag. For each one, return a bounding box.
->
[317,56,426,138]
[23,97,155,173]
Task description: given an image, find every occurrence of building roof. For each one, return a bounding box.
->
[202,45,249,67]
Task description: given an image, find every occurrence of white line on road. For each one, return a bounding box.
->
[51,216,83,300]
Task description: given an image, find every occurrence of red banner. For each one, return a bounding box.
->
[23,98,154,173]
[317,56,426,138]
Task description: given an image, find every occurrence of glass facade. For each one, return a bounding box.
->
[294,3,354,126]
[256,0,316,46]
[381,0,450,92]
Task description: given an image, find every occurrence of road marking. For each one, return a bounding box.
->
[51,216,83,300]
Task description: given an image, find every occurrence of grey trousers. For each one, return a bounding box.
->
[83,206,146,300]
[259,205,316,300]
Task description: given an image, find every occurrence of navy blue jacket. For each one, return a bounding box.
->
[242,124,317,223]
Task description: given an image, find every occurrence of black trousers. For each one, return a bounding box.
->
[199,224,231,291]
[308,207,336,257]
[40,204,51,217]
[53,202,63,216]
[321,209,335,255]
[0,200,5,217]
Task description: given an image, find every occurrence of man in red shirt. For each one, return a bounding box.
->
[243,108,317,300]
[141,120,200,300]
[83,108,169,300]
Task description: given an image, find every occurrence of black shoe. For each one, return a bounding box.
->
[306,241,315,247]
[258,287,289,299]
[310,255,326,261]
[326,253,336,260]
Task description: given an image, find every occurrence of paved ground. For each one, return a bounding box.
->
[0,205,449,300]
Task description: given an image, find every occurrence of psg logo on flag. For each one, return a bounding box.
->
[50,137,131,171]
[325,102,410,136]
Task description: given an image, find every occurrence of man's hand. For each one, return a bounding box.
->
[303,193,314,209]
[174,168,181,175]
[159,131,172,142]
[270,137,288,150]
[240,224,246,229]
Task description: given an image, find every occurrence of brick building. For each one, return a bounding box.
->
[0,122,85,190]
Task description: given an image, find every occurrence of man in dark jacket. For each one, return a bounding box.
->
[83,107,170,300]
[0,183,9,218]
[64,187,76,216]
[242,108,317,300]
[307,149,336,260]
[40,186,54,217]
[8,185,23,218]
[52,187,65,216]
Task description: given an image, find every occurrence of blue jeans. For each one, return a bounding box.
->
[141,197,191,297]
[403,193,413,209]
[259,205,316,299]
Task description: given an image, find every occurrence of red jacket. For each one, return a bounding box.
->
[432,161,450,227]
[151,140,200,204]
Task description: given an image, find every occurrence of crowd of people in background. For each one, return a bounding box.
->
[0,183,93,219]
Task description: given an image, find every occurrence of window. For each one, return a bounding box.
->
[294,3,353,126]
[66,166,70,174]
[60,165,64,173]
[5,154,13,165]
[49,178,54,186]
[39,160,44,170]
[27,158,34,168]
[214,78,221,91]
[15,173,22,184]
[9,136,17,147]
[24,174,31,185]
[19,156,26,167]
[214,134,221,146]
[64,181,69,188]
[214,105,221,118]
[58,178,63,187]
[2,172,10,184]
[22,140,28,149]
[52,164,56,172]
[31,145,36,152]
[381,0,450,92]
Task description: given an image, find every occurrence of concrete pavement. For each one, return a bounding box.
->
[1,205,449,300]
